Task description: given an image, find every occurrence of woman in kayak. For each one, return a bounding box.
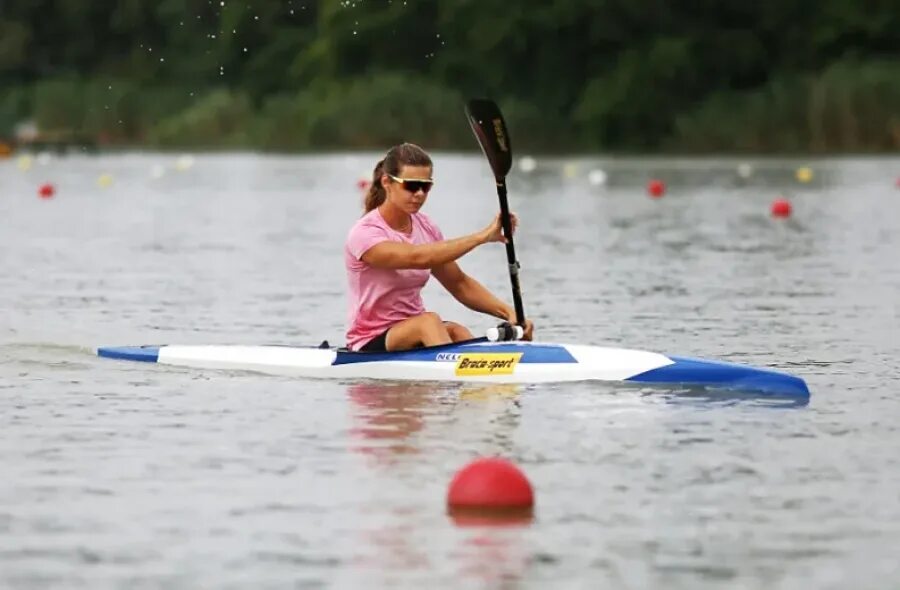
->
[345,142,534,352]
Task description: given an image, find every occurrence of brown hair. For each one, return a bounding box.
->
[363,143,432,213]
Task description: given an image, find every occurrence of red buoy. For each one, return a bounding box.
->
[647,179,666,198]
[356,178,371,191]
[771,198,792,218]
[447,457,534,512]
[38,183,56,199]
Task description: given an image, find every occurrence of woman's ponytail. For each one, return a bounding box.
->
[363,159,386,213]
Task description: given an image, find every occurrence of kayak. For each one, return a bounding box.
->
[96,338,810,397]
[94,103,811,400]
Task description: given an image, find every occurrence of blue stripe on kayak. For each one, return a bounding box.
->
[627,355,809,397]
[97,346,161,363]
[333,340,576,365]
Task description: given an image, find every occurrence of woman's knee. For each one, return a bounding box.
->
[387,312,449,350]
[420,311,444,327]
[445,321,473,341]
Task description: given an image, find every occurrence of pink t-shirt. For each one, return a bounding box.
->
[345,208,445,350]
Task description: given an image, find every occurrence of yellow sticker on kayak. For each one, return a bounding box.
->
[455,353,523,376]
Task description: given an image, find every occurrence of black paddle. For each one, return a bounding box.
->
[464,99,526,328]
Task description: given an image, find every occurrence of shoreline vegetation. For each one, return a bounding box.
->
[3,59,897,155]
[1,2,897,154]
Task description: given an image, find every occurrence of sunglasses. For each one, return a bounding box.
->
[387,173,434,194]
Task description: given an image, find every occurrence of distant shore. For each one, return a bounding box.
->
[2,61,898,155]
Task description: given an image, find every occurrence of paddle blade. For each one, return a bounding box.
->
[465,99,512,180]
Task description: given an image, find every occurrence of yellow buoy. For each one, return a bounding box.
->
[16,155,33,171]
[175,155,195,171]
[562,162,579,179]
[98,173,114,188]
[796,167,813,183]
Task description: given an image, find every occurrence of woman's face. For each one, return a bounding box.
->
[382,164,433,215]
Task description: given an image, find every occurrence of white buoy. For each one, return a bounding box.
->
[518,156,537,173]
[737,162,753,179]
[150,164,166,179]
[36,152,52,166]
[587,169,608,186]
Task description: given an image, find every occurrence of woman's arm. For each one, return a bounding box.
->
[361,213,512,270]
[361,230,488,270]
[432,261,512,319]
[433,260,535,340]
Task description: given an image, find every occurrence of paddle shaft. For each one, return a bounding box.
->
[496,179,525,326]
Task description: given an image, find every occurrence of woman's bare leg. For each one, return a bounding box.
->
[444,321,474,342]
[385,312,452,351]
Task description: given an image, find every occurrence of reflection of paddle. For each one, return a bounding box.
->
[465,99,526,328]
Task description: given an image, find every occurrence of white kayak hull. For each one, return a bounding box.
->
[96,339,810,397]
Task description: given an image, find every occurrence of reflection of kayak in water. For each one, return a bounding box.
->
[96,337,809,398]
[348,382,431,445]
[347,380,521,470]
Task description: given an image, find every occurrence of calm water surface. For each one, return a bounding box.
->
[1,153,899,589]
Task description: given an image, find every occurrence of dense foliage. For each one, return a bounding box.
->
[1,0,897,152]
